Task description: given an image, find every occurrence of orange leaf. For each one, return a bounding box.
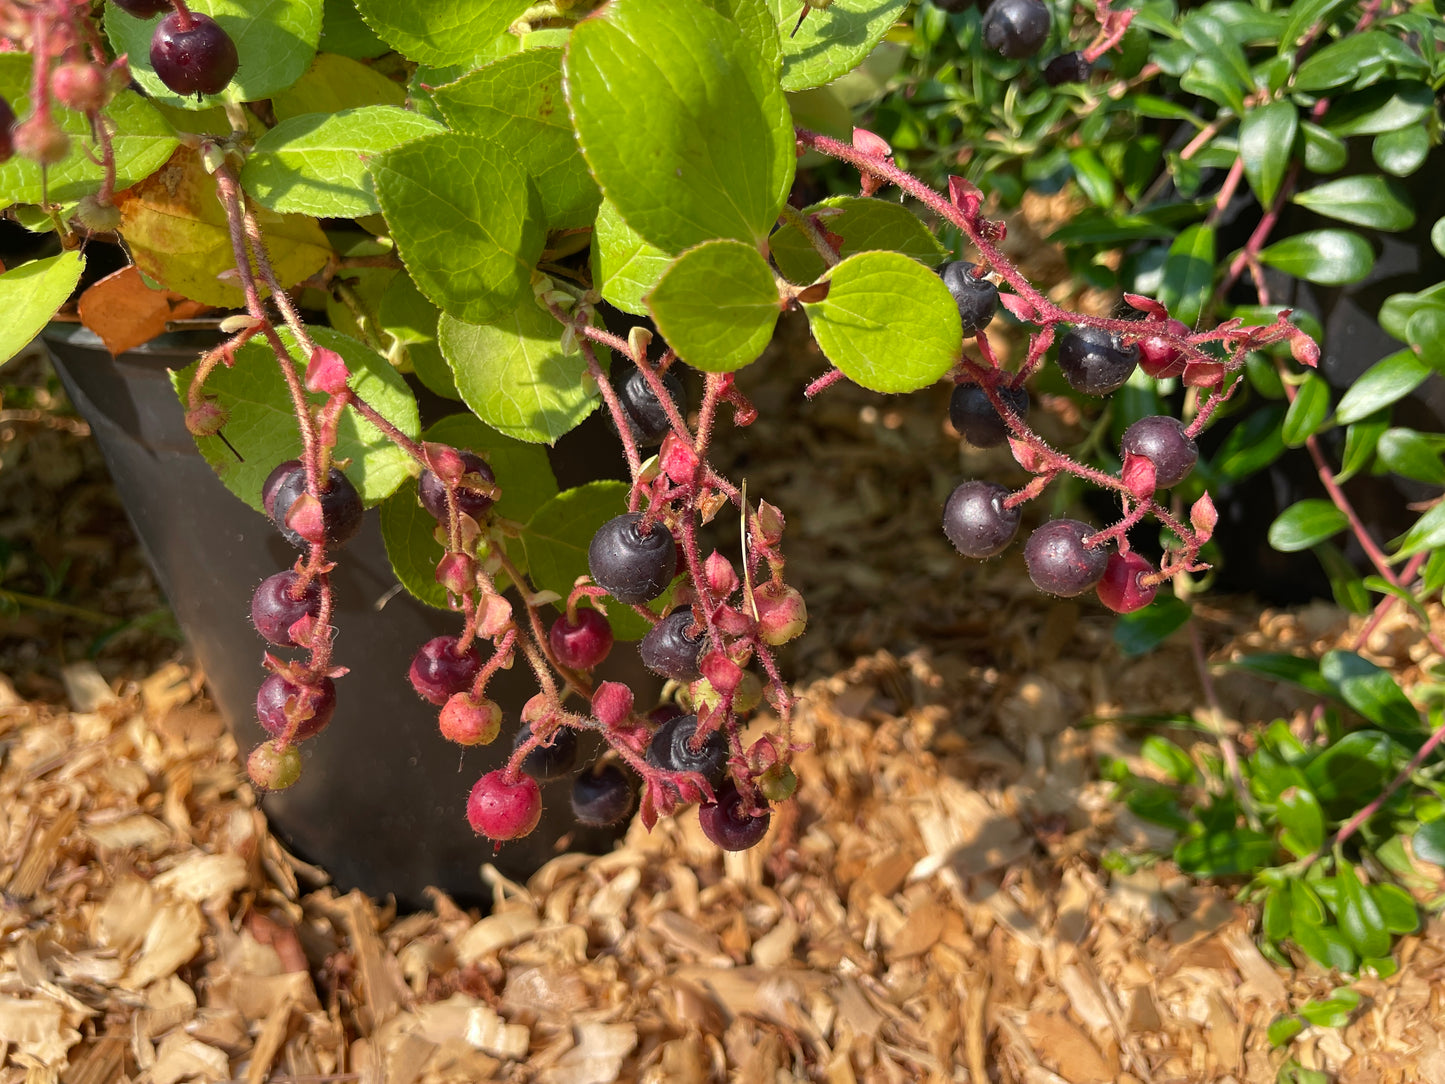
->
[76,266,210,355]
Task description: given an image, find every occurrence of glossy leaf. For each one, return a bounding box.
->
[1301,121,1349,173]
[1335,350,1431,424]
[1390,502,1445,561]
[1406,308,1445,372]
[349,0,527,65]
[1113,595,1192,656]
[1336,861,1390,959]
[1268,499,1348,552]
[1277,787,1325,858]
[802,251,960,393]
[646,240,780,373]
[1434,217,1445,258]
[1369,882,1419,935]
[1376,428,1445,484]
[1157,224,1215,330]
[1297,988,1362,1029]
[1267,1016,1304,1047]
[1293,176,1415,232]
[1323,81,1434,138]
[1412,818,1445,866]
[768,0,909,92]
[1305,731,1405,815]
[1174,828,1276,876]
[1219,652,1331,695]
[1278,0,1355,52]
[1211,404,1288,479]
[1281,372,1330,447]
[0,253,85,368]
[1373,126,1430,178]
[1238,100,1297,208]
[1258,230,1374,286]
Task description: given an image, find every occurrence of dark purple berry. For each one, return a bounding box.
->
[418,450,496,523]
[1044,51,1093,86]
[932,0,983,9]
[948,382,1028,448]
[646,713,727,789]
[1121,416,1198,488]
[150,11,239,97]
[1057,325,1139,396]
[548,608,614,670]
[939,261,1000,336]
[0,96,15,165]
[698,780,771,851]
[571,762,635,826]
[942,480,1021,559]
[256,674,335,741]
[982,0,1051,59]
[613,368,686,447]
[514,722,579,782]
[1023,520,1108,597]
[250,570,323,646]
[408,635,483,705]
[265,462,364,549]
[588,512,677,604]
[112,0,172,16]
[639,608,705,681]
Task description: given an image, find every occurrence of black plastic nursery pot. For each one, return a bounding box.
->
[43,323,635,910]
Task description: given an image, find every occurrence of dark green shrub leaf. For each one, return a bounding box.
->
[1304,731,1406,815]
[1281,372,1330,447]
[349,0,525,65]
[1376,428,1445,484]
[1126,783,1190,832]
[1279,0,1355,53]
[1180,56,1247,114]
[1406,307,1445,372]
[1277,787,1325,857]
[646,240,781,373]
[1320,650,1423,733]
[1301,121,1349,173]
[0,253,84,368]
[1334,350,1430,424]
[1268,500,1348,552]
[1174,828,1276,876]
[1433,217,1445,258]
[1113,595,1192,656]
[1380,288,1445,341]
[1238,100,1297,208]
[1294,31,1429,91]
[1316,542,1372,615]
[1211,404,1287,479]
[1335,416,1386,482]
[1068,148,1117,209]
[1390,502,1445,561]
[1292,176,1415,232]
[1219,652,1329,694]
[1412,818,1445,866]
[1263,887,1292,942]
[1369,883,1419,934]
[1323,80,1434,137]
[1258,229,1374,286]
[1373,126,1430,178]
[1336,861,1391,958]
[1157,224,1215,329]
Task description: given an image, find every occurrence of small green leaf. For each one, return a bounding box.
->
[1068,147,1117,209]
[1157,224,1216,330]
[1373,126,1430,178]
[1320,650,1423,734]
[1278,0,1354,52]
[1323,80,1434,138]
[1268,500,1348,552]
[270,53,406,121]
[1336,416,1387,483]
[1297,987,1362,1028]
[371,132,544,326]
[768,0,909,92]
[1174,828,1276,876]
[1267,1015,1304,1047]
[1317,542,1371,616]
[802,251,960,394]
[1218,652,1330,695]
[1301,121,1349,174]
[1292,176,1415,232]
[1433,217,1445,258]
[1263,887,1292,942]
[646,240,780,373]
[1113,595,1192,656]
[1141,735,1197,784]
[1211,404,1288,479]
[771,196,947,285]
[1281,372,1331,447]
[1277,787,1325,858]
[0,252,85,368]
[320,0,389,58]
[1375,428,1445,485]
[1369,883,1418,935]
[1258,229,1374,286]
[1412,818,1445,866]
[439,301,604,445]
[1406,307,1445,372]
[1238,100,1297,208]
[1305,731,1406,815]
[1336,860,1392,959]
[349,0,527,65]
[1391,502,1445,561]
[379,273,457,399]
[1335,350,1430,424]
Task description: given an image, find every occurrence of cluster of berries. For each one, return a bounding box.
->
[933,0,1094,84]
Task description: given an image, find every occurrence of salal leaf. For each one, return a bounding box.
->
[271,53,407,121]
[1238,100,1297,209]
[242,107,443,217]
[439,301,604,444]
[350,0,529,66]
[434,50,599,229]
[379,273,458,399]
[371,132,544,325]
[765,0,909,92]
[1293,176,1415,232]
[771,196,947,284]
[1258,229,1374,286]
[106,0,323,109]
[172,326,420,512]
[802,250,959,393]
[0,253,85,368]
[647,240,780,373]
[565,0,795,253]
[591,197,673,317]
[319,0,390,58]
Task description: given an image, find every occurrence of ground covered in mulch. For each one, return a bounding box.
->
[4,205,1445,1083]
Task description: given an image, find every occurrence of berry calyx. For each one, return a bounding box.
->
[408,635,484,705]
[466,770,542,842]
[1121,416,1198,489]
[942,480,1021,559]
[571,763,635,827]
[250,570,323,646]
[588,512,677,604]
[256,673,336,741]
[1043,51,1093,86]
[645,714,728,789]
[514,722,580,782]
[1057,325,1139,396]
[939,261,1000,337]
[1096,551,1158,614]
[150,11,239,97]
[112,0,173,16]
[248,741,302,791]
[263,461,364,549]
[614,368,687,447]
[418,450,496,523]
[639,608,705,681]
[1023,519,1108,596]
[981,0,1052,59]
[439,692,502,746]
[698,781,772,851]
[548,608,614,670]
[76,194,124,233]
[1138,319,1191,379]
[948,382,1029,448]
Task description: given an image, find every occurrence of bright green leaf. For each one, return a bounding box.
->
[320,0,389,58]
[1406,308,1445,373]
[646,240,780,373]
[1268,1016,1305,1046]
[1373,126,1430,178]
[1282,372,1330,447]
[1302,121,1349,173]
[1238,100,1297,208]
[271,53,406,121]
[1157,225,1215,329]
[1433,217,1445,259]
[349,0,527,65]
[1390,502,1445,561]
[1376,428,1445,484]
[1210,403,1288,479]
[1369,883,1419,935]
[1174,828,1276,876]
[768,0,909,92]
[771,196,947,284]
[379,273,458,399]
[1268,499,1348,552]
[1293,176,1415,232]
[1335,349,1431,423]
[1258,230,1374,286]
[590,197,673,318]
[1277,787,1325,857]
[1297,987,1362,1028]
[1412,818,1445,866]
[1336,862,1391,959]
[1218,652,1331,695]
[0,253,85,368]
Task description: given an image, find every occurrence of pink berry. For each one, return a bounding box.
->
[548,608,614,670]
[466,770,542,841]
[439,692,502,746]
[754,583,807,645]
[1096,551,1158,613]
[408,635,483,705]
[1139,318,1190,379]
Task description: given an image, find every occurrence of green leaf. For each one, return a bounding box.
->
[520,481,660,640]
[1305,731,1406,815]
[645,240,780,373]
[1267,1016,1304,1047]
[271,53,406,121]
[371,132,544,326]
[768,0,909,92]
[1376,428,1445,485]
[1141,735,1197,784]
[1412,818,1445,866]
[1294,31,1429,92]
[1277,787,1325,858]
[1373,126,1430,178]
[1211,404,1288,479]
[590,197,673,318]
[1180,55,1247,114]
[1218,653,1330,695]
[1113,595,1192,657]
[1317,542,1371,616]
[0,56,179,209]
[771,196,948,285]
[320,0,389,58]
[565,0,795,253]
[379,273,458,399]
[1336,415,1386,483]
[1369,883,1418,935]
[173,326,420,513]
[1258,230,1374,286]
[1297,987,1362,1028]
[1157,225,1215,330]
[0,253,85,368]
[1293,176,1415,232]
[1434,217,1445,259]
[1335,350,1431,424]
[106,0,323,109]
[1323,81,1434,138]
[802,251,960,394]
[1301,121,1349,173]
[378,480,453,609]
[1390,502,1445,561]
[1406,307,1445,373]
[1238,100,1297,208]
[433,50,600,230]
[1278,0,1354,51]
[439,302,603,445]
[1268,500,1348,552]
[1380,288,1445,342]
[1174,828,1276,876]
[1281,372,1330,447]
[241,107,443,218]
[1336,862,1391,959]
[1263,886,1292,942]
[349,0,527,65]
[1068,147,1117,209]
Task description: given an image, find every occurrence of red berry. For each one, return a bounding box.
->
[408,635,484,705]
[1121,415,1198,488]
[467,771,542,841]
[1096,551,1158,613]
[548,608,614,670]
[256,674,336,741]
[1138,319,1191,379]
[439,692,502,746]
[150,11,239,97]
[754,583,807,645]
